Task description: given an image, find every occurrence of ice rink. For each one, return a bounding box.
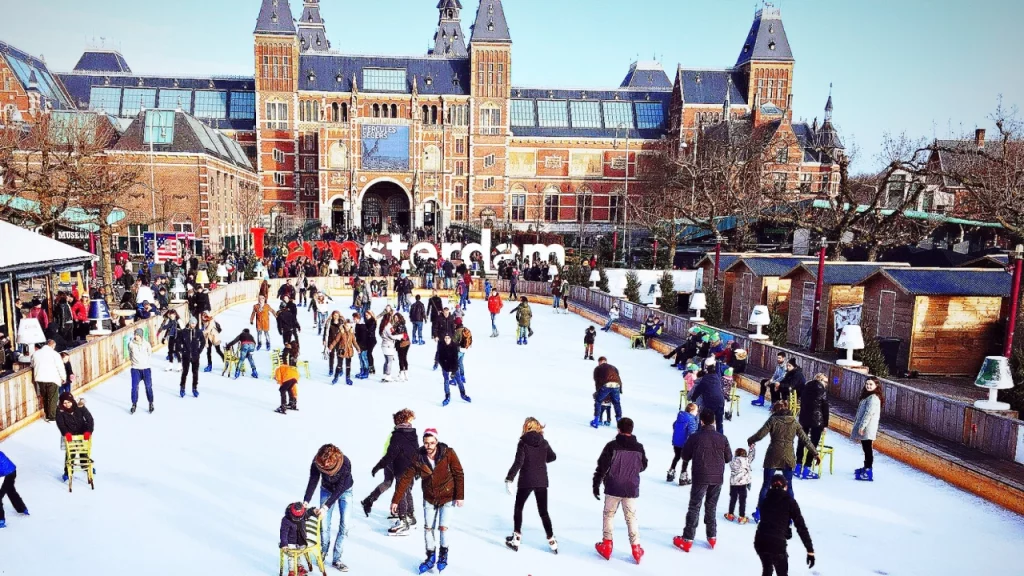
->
[2,293,1022,576]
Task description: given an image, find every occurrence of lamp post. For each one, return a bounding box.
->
[809,238,828,352]
[614,122,631,266]
[1004,244,1023,358]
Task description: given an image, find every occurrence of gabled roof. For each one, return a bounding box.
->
[677,68,747,105]
[780,262,910,286]
[695,253,810,274]
[255,0,297,35]
[724,256,816,278]
[470,0,511,44]
[620,62,672,91]
[300,54,470,95]
[959,254,1009,269]
[0,41,73,109]
[855,268,1011,297]
[73,50,131,73]
[0,220,96,275]
[792,122,841,164]
[735,7,794,66]
[111,110,254,171]
[297,0,330,53]
[932,138,1005,189]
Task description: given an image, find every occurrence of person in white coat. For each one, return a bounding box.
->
[601,304,620,332]
[128,328,154,414]
[380,320,400,382]
[31,340,66,421]
[850,377,884,482]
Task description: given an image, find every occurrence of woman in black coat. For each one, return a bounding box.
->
[504,418,558,554]
[365,408,419,533]
[56,392,95,481]
[754,472,815,576]
[796,373,830,479]
[361,311,378,374]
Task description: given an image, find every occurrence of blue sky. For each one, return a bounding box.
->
[2,0,1021,171]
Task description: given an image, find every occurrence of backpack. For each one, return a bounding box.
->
[460,327,473,349]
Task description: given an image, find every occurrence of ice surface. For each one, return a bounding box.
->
[2,295,1022,575]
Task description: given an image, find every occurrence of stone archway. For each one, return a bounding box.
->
[361,180,411,234]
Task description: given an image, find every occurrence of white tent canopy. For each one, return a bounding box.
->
[0,220,96,275]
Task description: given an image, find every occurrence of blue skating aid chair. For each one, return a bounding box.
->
[810,429,835,476]
[280,514,326,576]
[64,435,95,492]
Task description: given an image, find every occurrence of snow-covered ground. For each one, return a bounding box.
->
[2,294,1022,576]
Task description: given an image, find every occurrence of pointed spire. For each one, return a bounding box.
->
[297,0,330,52]
[824,83,834,120]
[722,77,732,121]
[736,4,793,66]
[470,0,511,44]
[255,0,296,35]
[431,0,467,57]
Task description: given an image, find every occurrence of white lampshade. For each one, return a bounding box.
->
[329,259,339,271]
[589,269,600,283]
[974,356,1014,411]
[171,277,187,302]
[216,264,228,279]
[401,260,411,271]
[689,292,707,311]
[836,325,866,367]
[748,305,771,327]
[194,270,210,286]
[548,264,558,277]
[17,318,45,346]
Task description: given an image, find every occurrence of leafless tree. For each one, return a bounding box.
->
[236,181,263,252]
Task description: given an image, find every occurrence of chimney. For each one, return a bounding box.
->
[975,128,986,149]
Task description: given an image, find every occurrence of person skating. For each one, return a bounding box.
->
[590,357,622,428]
[362,311,378,375]
[673,409,733,553]
[668,402,699,485]
[250,294,277,351]
[431,307,456,370]
[391,428,465,573]
[795,373,830,480]
[380,312,400,383]
[273,355,300,413]
[487,291,503,337]
[224,328,259,379]
[851,377,884,482]
[689,357,725,433]
[427,290,444,327]
[452,318,472,383]
[279,502,317,576]
[128,328,155,414]
[157,309,182,370]
[776,358,806,404]
[754,472,816,576]
[725,444,756,524]
[393,313,412,381]
[437,335,470,406]
[510,297,532,345]
[0,450,28,528]
[352,313,371,379]
[593,417,647,564]
[323,312,344,375]
[410,295,427,344]
[504,418,558,554]
[303,444,354,572]
[329,319,360,386]
[56,392,94,482]
[747,401,819,523]
[551,276,564,312]
[583,325,597,360]
[178,317,205,398]
[365,408,418,534]
[277,297,301,346]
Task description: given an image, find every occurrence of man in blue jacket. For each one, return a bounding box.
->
[177,317,205,398]
[593,417,648,564]
[689,358,726,433]
[0,451,28,528]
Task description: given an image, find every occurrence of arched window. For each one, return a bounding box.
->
[431,106,438,125]
[340,103,348,122]
[422,105,430,125]
[577,186,593,222]
[391,104,398,118]
[423,145,441,171]
[328,142,348,169]
[331,102,339,122]
[373,103,380,118]
[382,104,390,118]
[543,185,560,222]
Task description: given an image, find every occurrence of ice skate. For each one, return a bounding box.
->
[666,469,676,483]
[673,536,692,553]
[595,539,613,560]
[631,544,644,564]
[505,532,521,551]
[548,537,558,554]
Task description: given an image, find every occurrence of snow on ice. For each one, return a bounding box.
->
[1,295,1022,575]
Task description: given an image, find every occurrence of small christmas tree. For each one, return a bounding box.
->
[624,270,642,304]
[658,270,677,313]
[597,264,610,292]
[705,289,724,326]
[855,336,890,378]
[765,298,788,344]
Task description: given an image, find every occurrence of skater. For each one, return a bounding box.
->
[250,294,276,351]
[673,409,732,553]
[600,396,613,426]
[487,290,503,337]
[747,401,818,523]
[362,311,378,376]
[437,335,470,406]
[593,417,646,564]
[795,374,830,479]
[178,317,205,398]
[431,307,456,370]
[273,355,300,413]
[551,276,564,312]
[323,312,344,374]
[851,377,884,482]
[393,314,412,382]
[410,295,426,344]
[128,328,155,414]
[224,328,259,379]
[0,450,28,528]
[279,502,318,576]
[754,472,816,576]
[484,278,493,299]
[601,303,619,332]
[668,402,699,485]
[725,444,756,524]
[366,408,419,534]
[157,309,182,369]
[452,318,472,382]
[277,297,301,346]
[31,339,64,421]
[352,313,371,380]
[504,417,558,554]
[427,290,444,326]
[689,357,725,433]
[329,319,359,385]
[380,312,400,382]
[510,297,532,345]
[590,357,622,428]
[199,312,224,372]
[303,444,353,572]
[583,325,596,360]
[508,270,519,301]
[391,428,465,574]
[56,392,94,482]
[777,358,806,403]
[312,292,332,335]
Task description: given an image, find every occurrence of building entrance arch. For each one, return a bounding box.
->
[330,197,348,231]
[361,180,411,234]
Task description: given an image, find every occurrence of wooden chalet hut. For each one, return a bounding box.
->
[723,256,814,332]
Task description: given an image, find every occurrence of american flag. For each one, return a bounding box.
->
[155,233,179,263]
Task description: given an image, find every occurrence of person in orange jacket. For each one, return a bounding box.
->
[487,291,504,337]
[273,359,300,414]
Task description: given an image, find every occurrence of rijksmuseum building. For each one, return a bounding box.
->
[1,0,843,238]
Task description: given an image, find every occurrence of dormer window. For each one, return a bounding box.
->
[488,22,495,31]
[768,41,776,51]
[271,12,278,23]
[425,76,433,86]
[308,70,316,83]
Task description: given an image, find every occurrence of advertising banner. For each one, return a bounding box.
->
[361,125,410,171]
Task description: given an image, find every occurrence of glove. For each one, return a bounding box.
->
[65,433,73,442]
[806,553,815,569]
[505,481,513,495]
[371,467,380,477]
[84,432,92,441]
[593,487,601,501]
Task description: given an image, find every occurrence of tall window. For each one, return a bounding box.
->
[603,101,634,128]
[608,194,621,223]
[570,101,601,128]
[634,102,665,129]
[89,87,122,115]
[799,173,812,194]
[266,102,288,129]
[483,176,495,189]
[537,100,569,128]
[544,194,559,221]
[274,173,287,186]
[480,105,501,135]
[455,161,465,176]
[159,89,191,111]
[511,100,535,127]
[230,92,256,119]
[773,172,787,192]
[125,224,149,255]
[363,68,407,92]
[454,204,465,221]
[455,183,465,199]
[484,154,495,168]
[121,88,156,117]
[447,104,469,126]
[775,146,789,164]
[143,110,175,144]
[511,193,526,221]
[300,100,320,122]
[194,91,228,119]
[578,189,593,222]
[455,138,465,154]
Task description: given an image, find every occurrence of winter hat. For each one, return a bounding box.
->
[287,502,306,520]
[734,349,748,361]
[423,428,439,441]
[770,471,788,490]
[704,357,716,367]
[685,363,699,373]
[314,444,344,476]
[188,317,198,326]
[454,317,463,326]
[134,328,145,338]
[59,392,76,412]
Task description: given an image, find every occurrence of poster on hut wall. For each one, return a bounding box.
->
[834,305,863,348]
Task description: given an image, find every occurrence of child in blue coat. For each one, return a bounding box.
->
[0,451,29,528]
[667,403,699,486]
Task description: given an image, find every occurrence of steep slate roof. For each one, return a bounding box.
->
[73,50,131,73]
[933,138,1004,188]
[300,54,470,95]
[470,0,511,43]
[696,253,810,274]
[297,0,330,53]
[620,62,672,91]
[960,254,1009,268]
[792,122,842,164]
[857,268,1011,297]
[111,110,254,171]
[736,7,794,66]
[255,0,297,35]
[725,256,815,278]
[0,41,72,109]
[431,21,468,58]
[781,262,908,286]
[678,68,747,105]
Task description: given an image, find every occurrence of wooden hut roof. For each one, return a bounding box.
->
[854,268,1011,297]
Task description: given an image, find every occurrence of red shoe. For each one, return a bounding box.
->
[708,537,717,549]
[672,536,693,553]
[631,544,644,564]
[724,513,736,522]
[595,539,613,560]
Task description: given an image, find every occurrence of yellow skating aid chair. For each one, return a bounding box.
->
[630,333,646,349]
[270,350,283,379]
[679,388,688,411]
[789,389,800,417]
[727,382,741,418]
[296,360,311,378]
[811,429,835,476]
[222,348,249,377]
[280,515,326,576]
[64,435,95,492]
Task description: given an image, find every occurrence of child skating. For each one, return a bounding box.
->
[725,445,755,524]
[668,403,699,486]
[584,326,596,360]
[0,450,28,528]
